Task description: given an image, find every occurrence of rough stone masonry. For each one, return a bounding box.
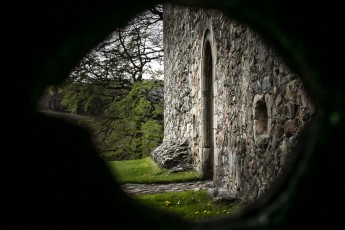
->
[151,4,314,202]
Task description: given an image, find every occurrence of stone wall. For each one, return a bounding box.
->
[153,4,314,202]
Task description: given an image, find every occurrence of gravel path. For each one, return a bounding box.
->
[121,180,214,196]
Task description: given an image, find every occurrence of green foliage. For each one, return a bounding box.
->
[107,157,201,184]
[101,80,164,159]
[59,83,79,114]
[134,190,245,223]
[59,78,119,116]
[141,120,163,156]
[58,79,164,160]
[51,7,164,160]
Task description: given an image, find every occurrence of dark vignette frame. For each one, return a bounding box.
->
[3,0,344,229]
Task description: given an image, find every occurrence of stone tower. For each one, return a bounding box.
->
[152,4,314,202]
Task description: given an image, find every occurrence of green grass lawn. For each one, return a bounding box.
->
[106,157,246,223]
[107,157,201,184]
[134,190,245,223]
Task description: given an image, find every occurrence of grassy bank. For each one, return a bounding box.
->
[107,157,201,184]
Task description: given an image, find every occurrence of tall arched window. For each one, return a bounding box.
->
[201,30,214,179]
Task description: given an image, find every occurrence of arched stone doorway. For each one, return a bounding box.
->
[201,30,214,180]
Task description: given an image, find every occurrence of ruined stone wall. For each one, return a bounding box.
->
[156,4,314,202]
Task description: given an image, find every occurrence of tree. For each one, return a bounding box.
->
[54,5,164,160]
